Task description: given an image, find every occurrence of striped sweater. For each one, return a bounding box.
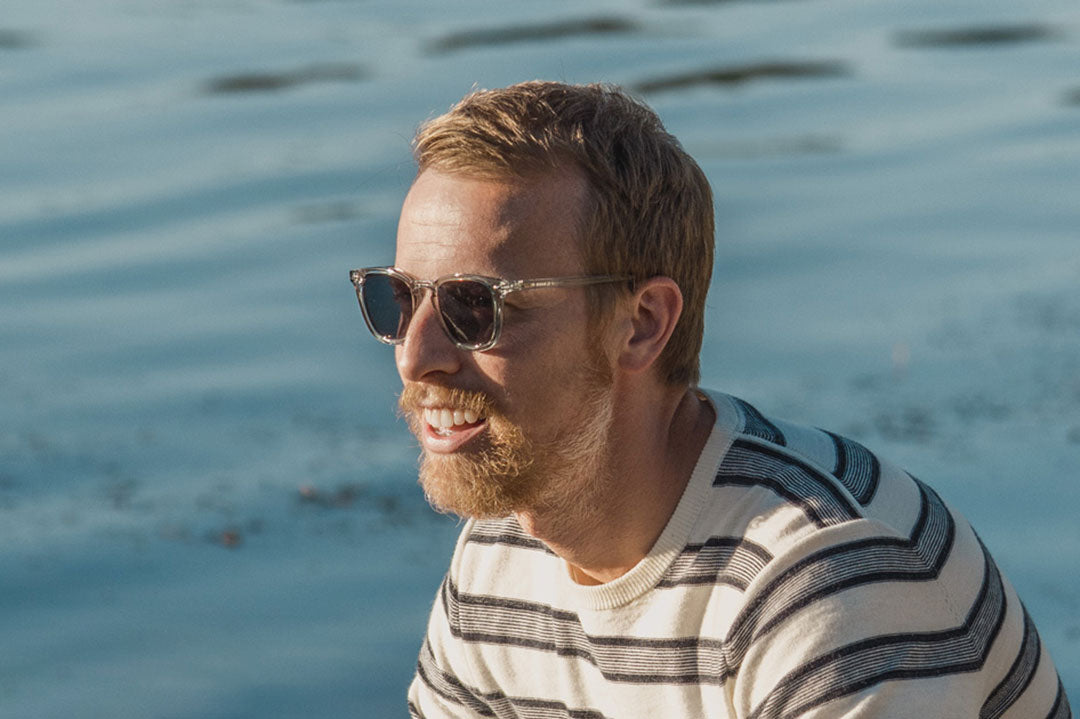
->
[408,391,1070,718]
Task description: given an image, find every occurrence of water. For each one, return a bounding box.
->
[2,0,1078,715]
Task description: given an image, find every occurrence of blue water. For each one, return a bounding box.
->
[2,0,1078,715]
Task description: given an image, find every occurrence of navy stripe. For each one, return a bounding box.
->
[417,634,497,716]
[658,537,773,590]
[716,438,861,527]
[487,696,613,719]
[748,540,1008,719]
[467,519,552,554]
[826,430,881,505]
[734,398,786,446]
[981,604,1041,718]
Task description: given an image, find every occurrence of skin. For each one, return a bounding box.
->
[394,167,715,585]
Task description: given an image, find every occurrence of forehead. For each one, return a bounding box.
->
[394,168,588,280]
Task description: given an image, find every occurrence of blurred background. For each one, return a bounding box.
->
[1,0,1078,715]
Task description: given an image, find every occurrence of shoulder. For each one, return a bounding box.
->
[702,393,1066,718]
[705,392,926,555]
[708,393,974,627]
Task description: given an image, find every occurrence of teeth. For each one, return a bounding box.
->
[422,407,485,430]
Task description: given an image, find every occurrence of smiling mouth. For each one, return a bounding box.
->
[422,407,486,437]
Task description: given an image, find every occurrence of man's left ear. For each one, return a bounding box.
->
[616,276,683,375]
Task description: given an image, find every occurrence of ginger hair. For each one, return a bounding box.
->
[413,81,714,386]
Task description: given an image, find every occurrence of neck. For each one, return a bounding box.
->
[514,384,715,586]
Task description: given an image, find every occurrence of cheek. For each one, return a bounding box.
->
[498,349,593,411]
[480,302,599,403]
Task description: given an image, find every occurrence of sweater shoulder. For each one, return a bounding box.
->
[711,394,927,555]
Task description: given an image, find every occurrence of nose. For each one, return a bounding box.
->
[395,289,463,382]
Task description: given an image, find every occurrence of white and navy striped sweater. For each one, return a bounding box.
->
[408,391,1070,718]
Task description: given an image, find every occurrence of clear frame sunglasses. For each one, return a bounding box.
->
[349,266,629,351]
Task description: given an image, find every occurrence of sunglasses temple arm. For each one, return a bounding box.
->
[509,275,630,292]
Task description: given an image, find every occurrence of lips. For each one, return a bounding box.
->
[399,384,496,455]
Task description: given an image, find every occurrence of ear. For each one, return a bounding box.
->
[616,276,683,375]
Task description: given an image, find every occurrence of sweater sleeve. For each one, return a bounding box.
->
[728,515,1069,719]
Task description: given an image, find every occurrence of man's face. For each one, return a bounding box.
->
[393,168,616,520]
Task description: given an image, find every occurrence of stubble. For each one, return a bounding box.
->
[398,360,615,525]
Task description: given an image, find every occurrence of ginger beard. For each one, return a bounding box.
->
[398,357,615,522]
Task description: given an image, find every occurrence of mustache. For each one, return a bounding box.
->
[397,383,499,419]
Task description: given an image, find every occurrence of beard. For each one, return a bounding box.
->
[398,358,615,522]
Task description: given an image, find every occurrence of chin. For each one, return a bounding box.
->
[417,452,533,520]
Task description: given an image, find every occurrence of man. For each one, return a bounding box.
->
[350,82,1070,718]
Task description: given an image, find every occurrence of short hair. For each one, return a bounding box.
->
[413,81,714,387]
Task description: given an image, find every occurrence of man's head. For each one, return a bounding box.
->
[412,81,714,387]
[386,81,714,521]
[392,168,620,522]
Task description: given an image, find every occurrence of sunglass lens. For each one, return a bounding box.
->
[438,280,496,348]
[361,273,413,340]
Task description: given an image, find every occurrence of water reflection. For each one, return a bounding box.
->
[894,24,1061,48]
[203,62,365,95]
[0,28,36,49]
[635,60,849,94]
[426,16,639,53]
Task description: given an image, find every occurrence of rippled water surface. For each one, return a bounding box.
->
[2,0,1078,715]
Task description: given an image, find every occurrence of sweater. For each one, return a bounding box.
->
[407,390,1070,718]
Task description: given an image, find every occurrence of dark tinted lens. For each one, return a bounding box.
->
[361,273,413,339]
[437,280,496,347]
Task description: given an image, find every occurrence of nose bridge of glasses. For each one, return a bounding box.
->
[411,277,437,292]
[407,277,433,301]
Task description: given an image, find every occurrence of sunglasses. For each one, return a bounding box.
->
[349,266,630,351]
